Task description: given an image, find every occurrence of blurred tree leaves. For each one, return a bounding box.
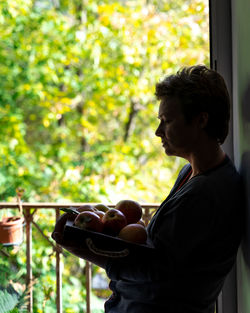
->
[0,0,209,204]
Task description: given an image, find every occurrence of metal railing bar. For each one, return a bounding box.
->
[86,261,92,313]
[25,208,33,313]
[0,202,160,209]
[31,220,62,255]
[56,208,62,313]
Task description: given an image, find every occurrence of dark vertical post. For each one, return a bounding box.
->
[86,261,91,313]
[209,1,237,312]
[25,208,33,312]
[56,208,62,313]
[209,0,233,159]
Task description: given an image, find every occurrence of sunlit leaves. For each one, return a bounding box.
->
[0,0,209,204]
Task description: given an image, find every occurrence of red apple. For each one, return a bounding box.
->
[94,203,110,212]
[118,223,147,244]
[94,210,105,219]
[115,200,142,224]
[77,205,95,213]
[74,211,103,233]
[102,209,127,236]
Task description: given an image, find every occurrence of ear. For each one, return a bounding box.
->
[198,112,209,129]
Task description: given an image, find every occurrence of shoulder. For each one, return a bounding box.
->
[178,163,191,178]
[200,156,241,193]
[171,163,191,191]
[178,155,243,205]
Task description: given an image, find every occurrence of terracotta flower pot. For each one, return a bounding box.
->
[0,216,25,246]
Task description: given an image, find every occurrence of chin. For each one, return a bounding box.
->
[164,147,178,157]
[165,151,175,157]
[163,146,173,156]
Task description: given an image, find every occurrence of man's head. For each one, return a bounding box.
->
[155,65,231,144]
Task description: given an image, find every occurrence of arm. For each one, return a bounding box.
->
[51,210,164,277]
[106,193,214,282]
[52,193,213,283]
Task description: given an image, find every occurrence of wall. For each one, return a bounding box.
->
[231,0,250,312]
[209,0,238,311]
[210,0,250,311]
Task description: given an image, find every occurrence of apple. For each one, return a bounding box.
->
[77,205,95,213]
[94,203,110,212]
[74,211,103,233]
[94,210,105,219]
[118,223,147,244]
[115,200,142,224]
[102,209,127,236]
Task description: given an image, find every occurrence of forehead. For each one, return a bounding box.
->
[158,97,182,117]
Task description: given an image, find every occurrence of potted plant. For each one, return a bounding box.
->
[0,188,25,246]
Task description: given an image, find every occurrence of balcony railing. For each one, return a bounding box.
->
[0,202,159,313]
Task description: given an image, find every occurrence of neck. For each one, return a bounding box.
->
[186,142,225,178]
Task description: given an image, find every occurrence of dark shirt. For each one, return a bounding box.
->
[105,156,244,313]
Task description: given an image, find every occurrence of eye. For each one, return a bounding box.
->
[163,118,171,124]
[157,115,172,125]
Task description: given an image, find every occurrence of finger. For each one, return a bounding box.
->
[52,231,63,244]
[53,212,75,233]
[52,231,82,251]
[51,213,75,245]
[51,229,76,246]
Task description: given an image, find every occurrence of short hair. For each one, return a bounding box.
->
[155,65,231,144]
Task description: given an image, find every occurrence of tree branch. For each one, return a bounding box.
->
[123,99,141,142]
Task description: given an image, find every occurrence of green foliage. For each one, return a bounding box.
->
[0,0,209,203]
[0,284,27,313]
[0,0,209,311]
[0,246,27,312]
[0,285,19,313]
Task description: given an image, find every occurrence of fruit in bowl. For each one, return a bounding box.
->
[115,200,142,224]
[94,204,110,212]
[118,223,147,244]
[74,211,103,233]
[78,205,96,213]
[102,209,127,236]
[94,210,105,219]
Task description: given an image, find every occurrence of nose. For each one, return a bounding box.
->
[155,123,162,137]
